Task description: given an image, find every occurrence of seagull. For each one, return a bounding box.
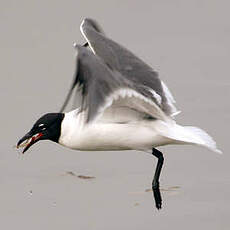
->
[17,18,221,209]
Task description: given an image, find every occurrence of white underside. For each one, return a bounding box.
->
[59,109,221,153]
[59,111,171,151]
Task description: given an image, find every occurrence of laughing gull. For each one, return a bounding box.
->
[17,18,221,209]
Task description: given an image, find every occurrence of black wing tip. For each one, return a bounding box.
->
[83,42,89,47]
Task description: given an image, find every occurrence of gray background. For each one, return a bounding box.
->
[1,0,229,229]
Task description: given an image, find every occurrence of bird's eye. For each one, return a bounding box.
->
[38,124,46,130]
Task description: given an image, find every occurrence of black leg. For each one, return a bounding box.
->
[152,148,164,209]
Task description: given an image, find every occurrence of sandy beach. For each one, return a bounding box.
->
[1,0,229,229]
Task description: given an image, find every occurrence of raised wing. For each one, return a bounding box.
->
[80,18,179,117]
[61,45,169,123]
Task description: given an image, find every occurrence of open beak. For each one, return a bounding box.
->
[17,131,43,153]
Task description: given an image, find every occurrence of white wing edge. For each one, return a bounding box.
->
[93,87,171,123]
[161,81,181,117]
[80,19,96,54]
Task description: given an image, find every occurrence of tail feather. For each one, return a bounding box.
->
[182,126,222,154]
[157,122,222,154]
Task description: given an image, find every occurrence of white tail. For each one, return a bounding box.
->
[156,122,222,154]
[172,125,222,154]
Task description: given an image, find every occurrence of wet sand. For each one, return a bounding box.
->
[1,0,229,229]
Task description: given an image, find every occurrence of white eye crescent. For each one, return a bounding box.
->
[38,124,46,130]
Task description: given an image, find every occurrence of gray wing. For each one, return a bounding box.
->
[80,18,179,116]
[61,45,168,123]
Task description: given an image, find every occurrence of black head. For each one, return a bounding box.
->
[17,113,64,153]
